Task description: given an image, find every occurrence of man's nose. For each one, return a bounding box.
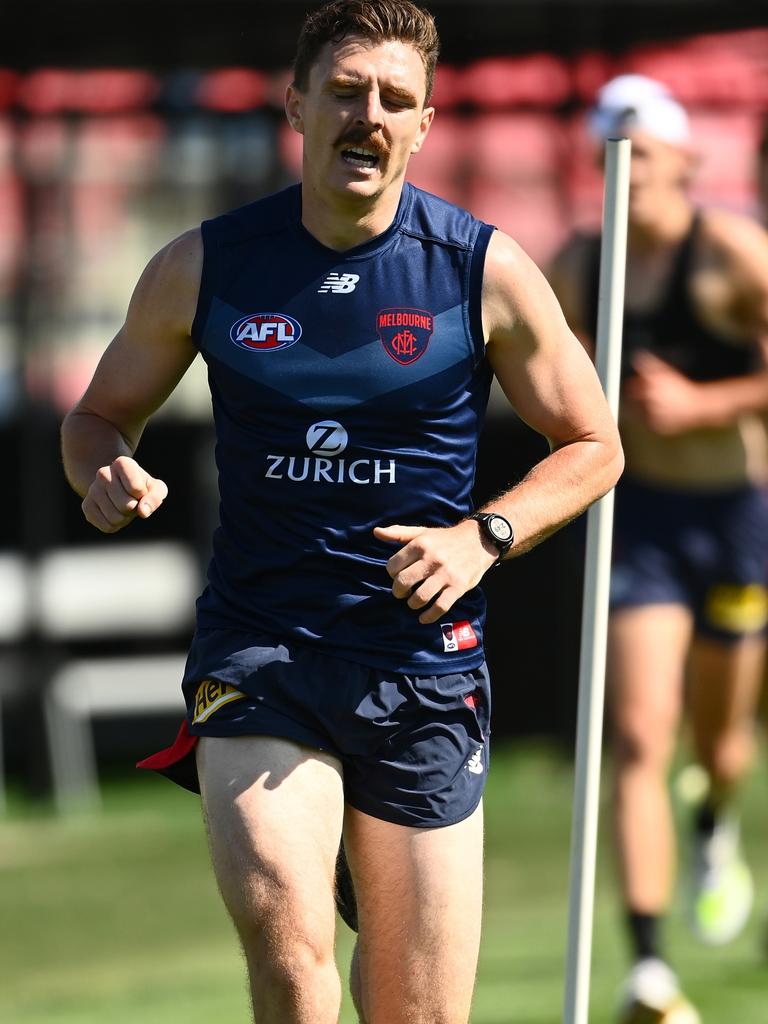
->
[356,89,384,130]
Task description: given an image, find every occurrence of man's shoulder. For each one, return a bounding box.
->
[403,183,491,249]
[139,227,203,311]
[698,206,768,263]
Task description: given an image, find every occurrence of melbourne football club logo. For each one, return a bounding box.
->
[376,308,434,365]
[230,312,302,352]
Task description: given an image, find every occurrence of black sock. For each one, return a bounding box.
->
[626,909,661,962]
[695,799,719,838]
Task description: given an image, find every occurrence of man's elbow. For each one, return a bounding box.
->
[599,431,624,495]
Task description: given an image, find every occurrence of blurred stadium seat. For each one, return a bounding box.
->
[406,113,467,205]
[196,68,268,112]
[562,112,605,233]
[457,55,571,108]
[624,41,764,107]
[466,180,569,266]
[688,110,763,215]
[38,542,199,813]
[45,654,187,814]
[465,114,569,264]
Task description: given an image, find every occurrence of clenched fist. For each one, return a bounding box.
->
[81,455,168,533]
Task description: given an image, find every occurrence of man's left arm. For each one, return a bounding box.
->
[375,230,624,624]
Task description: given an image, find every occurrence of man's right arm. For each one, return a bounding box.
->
[61,228,202,533]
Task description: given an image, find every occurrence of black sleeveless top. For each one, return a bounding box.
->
[586,212,758,383]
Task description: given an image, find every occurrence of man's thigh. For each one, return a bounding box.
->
[344,801,484,1024]
[196,735,345,936]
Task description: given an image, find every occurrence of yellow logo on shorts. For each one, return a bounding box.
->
[705,584,768,634]
[193,679,245,724]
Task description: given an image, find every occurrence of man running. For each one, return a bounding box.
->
[61,4,622,1021]
[551,74,768,1024]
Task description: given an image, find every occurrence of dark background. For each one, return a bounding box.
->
[5,0,765,66]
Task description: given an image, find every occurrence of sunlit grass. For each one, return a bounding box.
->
[1,741,766,1022]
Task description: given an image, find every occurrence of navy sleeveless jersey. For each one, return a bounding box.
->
[191,182,495,673]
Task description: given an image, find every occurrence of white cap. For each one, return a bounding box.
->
[588,73,691,147]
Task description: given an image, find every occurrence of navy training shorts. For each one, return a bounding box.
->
[139,627,491,829]
[610,477,768,641]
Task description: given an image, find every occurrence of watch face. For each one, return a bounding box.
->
[488,515,513,543]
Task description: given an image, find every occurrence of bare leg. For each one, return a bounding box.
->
[609,604,693,914]
[688,634,765,805]
[682,634,764,944]
[196,736,345,1024]
[344,803,483,1024]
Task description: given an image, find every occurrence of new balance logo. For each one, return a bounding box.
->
[318,272,360,294]
[466,748,484,775]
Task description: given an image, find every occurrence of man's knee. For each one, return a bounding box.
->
[226,862,336,979]
[613,713,677,771]
[244,926,336,991]
[701,727,755,785]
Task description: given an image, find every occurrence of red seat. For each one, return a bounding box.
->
[562,113,604,233]
[468,113,564,183]
[407,114,467,204]
[197,69,267,112]
[18,69,158,114]
[465,180,568,266]
[457,55,571,109]
[688,110,763,214]
[623,40,763,107]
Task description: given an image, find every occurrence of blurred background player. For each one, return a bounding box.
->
[551,74,768,1023]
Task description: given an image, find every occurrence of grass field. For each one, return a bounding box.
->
[2,741,767,1023]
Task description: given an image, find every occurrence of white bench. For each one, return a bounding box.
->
[35,541,199,813]
[44,653,187,813]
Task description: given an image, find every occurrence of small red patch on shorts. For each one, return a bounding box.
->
[440,619,478,653]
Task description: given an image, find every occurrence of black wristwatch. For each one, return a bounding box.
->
[469,512,514,565]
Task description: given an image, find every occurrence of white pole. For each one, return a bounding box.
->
[563,137,631,1024]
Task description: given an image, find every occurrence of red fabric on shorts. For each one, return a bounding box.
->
[136,719,200,793]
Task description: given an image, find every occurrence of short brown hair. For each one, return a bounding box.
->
[293,0,440,104]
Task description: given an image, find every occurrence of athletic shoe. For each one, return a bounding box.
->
[617,958,701,1024]
[689,815,753,946]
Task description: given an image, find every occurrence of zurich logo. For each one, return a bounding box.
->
[230,312,302,352]
[306,421,348,457]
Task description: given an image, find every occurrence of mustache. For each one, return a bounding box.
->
[336,127,388,155]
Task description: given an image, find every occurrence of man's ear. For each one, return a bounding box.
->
[410,105,435,155]
[285,83,305,135]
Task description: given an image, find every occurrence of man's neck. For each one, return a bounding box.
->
[628,192,694,252]
[300,180,403,251]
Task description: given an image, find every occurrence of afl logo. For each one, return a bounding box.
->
[230,313,302,352]
[306,421,348,457]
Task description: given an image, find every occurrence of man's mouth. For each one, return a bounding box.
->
[340,146,380,170]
